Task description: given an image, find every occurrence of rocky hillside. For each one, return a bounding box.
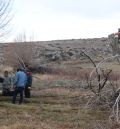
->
[1,37,112,65]
[33,37,112,64]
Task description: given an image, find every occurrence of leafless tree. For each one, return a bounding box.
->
[0,0,13,41]
[13,31,34,43]
[4,32,35,69]
[82,51,119,111]
[82,51,112,96]
[82,51,120,123]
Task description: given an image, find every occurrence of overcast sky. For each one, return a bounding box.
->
[9,0,120,41]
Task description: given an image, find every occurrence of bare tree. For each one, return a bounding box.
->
[4,32,35,69]
[82,51,120,111]
[13,31,34,43]
[82,51,120,123]
[0,0,13,41]
[82,51,112,96]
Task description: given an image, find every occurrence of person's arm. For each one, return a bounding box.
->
[0,77,4,83]
[14,73,19,86]
[29,75,32,87]
[24,73,27,86]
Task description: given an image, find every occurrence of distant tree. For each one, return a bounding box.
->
[4,32,34,69]
[13,31,34,43]
[0,0,13,41]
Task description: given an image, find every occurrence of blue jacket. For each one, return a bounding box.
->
[14,71,27,87]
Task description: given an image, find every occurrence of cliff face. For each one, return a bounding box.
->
[1,37,112,65]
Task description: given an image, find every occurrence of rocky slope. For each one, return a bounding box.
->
[1,37,112,65]
[32,37,112,64]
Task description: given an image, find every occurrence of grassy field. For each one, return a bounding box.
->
[0,86,109,129]
[0,61,120,129]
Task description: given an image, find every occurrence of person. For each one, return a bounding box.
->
[108,28,120,56]
[2,71,12,96]
[118,28,120,43]
[24,69,32,98]
[12,68,27,104]
[111,28,120,41]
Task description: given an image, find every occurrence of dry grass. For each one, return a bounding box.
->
[0,61,120,129]
[34,68,91,81]
[0,84,109,129]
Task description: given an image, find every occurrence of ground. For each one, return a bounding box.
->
[0,60,120,129]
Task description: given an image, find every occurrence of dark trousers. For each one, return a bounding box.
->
[2,88,14,96]
[12,87,24,104]
[25,86,31,98]
[2,89,10,96]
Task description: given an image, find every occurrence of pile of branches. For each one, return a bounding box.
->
[82,51,120,123]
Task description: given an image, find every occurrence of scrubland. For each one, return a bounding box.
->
[0,60,120,129]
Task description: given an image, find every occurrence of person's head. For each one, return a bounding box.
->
[17,67,25,72]
[17,68,20,72]
[4,71,8,77]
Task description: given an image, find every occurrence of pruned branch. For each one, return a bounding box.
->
[82,51,112,95]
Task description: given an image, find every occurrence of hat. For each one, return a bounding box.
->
[17,66,25,71]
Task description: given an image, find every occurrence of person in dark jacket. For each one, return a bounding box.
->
[24,70,32,98]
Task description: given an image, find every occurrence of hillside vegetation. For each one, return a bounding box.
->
[0,37,120,129]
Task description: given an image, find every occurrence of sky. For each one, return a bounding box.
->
[8,0,120,41]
